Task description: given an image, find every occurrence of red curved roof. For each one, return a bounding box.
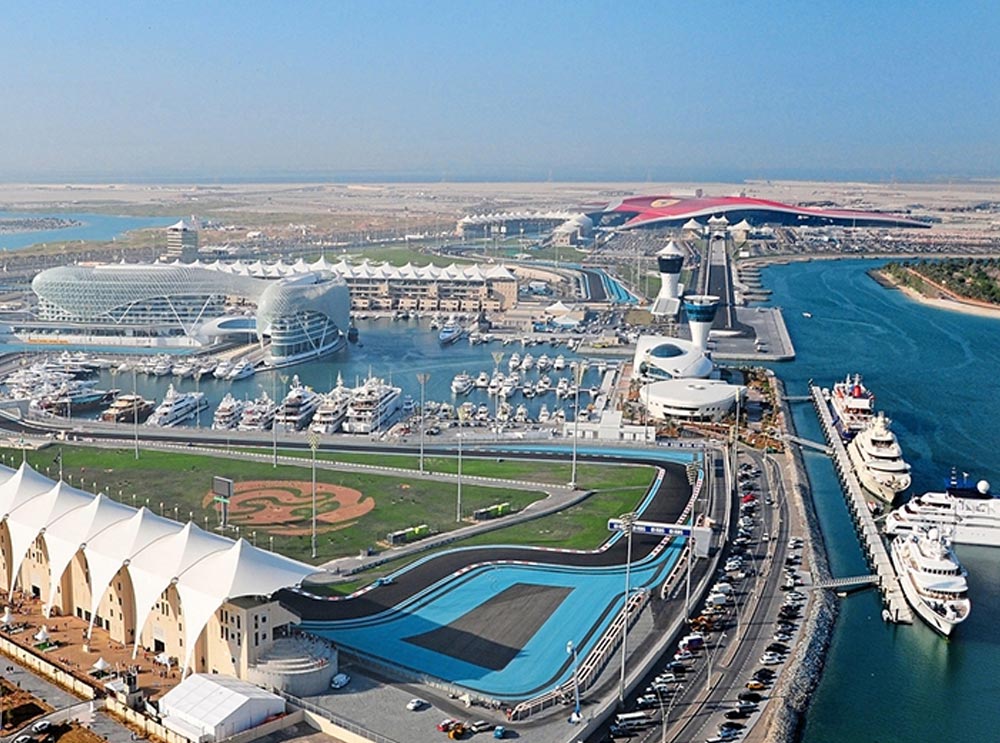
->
[604,195,928,229]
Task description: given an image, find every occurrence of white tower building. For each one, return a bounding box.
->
[650,241,684,317]
[683,295,720,352]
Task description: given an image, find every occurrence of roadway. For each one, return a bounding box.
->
[594,446,805,743]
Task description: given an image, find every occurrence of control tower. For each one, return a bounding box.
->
[650,241,684,318]
[683,295,720,352]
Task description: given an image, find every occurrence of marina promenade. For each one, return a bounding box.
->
[808,385,912,624]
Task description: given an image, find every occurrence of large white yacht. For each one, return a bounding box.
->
[237,391,277,431]
[274,375,322,431]
[846,412,911,503]
[212,393,247,430]
[309,375,354,434]
[145,384,208,427]
[825,373,875,441]
[342,376,402,434]
[889,528,971,636]
[885,475,1000,547]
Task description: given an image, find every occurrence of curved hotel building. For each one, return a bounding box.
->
[17,262,351,367]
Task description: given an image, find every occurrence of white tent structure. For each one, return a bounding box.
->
[0,462,316,675]
[159,673,285,743]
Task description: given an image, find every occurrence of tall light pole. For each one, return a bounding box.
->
[194,371,203,430]
[491,351,504,440]
[416,373,430,473]
[566,640,582,723]
[570,363,584,488]
[308,431,320,559]
[618,511,637,706]
[456,433,463,522]
[132,366,139,460]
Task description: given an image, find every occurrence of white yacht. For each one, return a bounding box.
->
[536,354,552,372]
[847,412,911,503]
[553,354,566,371]
[885,475,1000,546]
[237,392,277,431]
[213,360,233,379]
[342,376,403,434]
[508,353,521,372]
[451,372,474,396]
[227,360,256,381]
[151,357,173,376]
[212,393,247,430]
[274,375,322,431]
[890,528,971,636]
[538,404,551,424]
[825,373,876,441]
[172,361,196,379]
[145,384,207,427]
[309,376,353,434]
[474,371,490,388]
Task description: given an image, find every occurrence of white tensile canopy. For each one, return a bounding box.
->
[0,463,316,674]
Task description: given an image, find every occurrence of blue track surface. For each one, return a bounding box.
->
[298,445,697,700]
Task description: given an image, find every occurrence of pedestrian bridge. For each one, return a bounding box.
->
[814,574,878,590]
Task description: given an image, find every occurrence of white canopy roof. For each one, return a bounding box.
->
[0,463,315,670]
[160,673,284,741]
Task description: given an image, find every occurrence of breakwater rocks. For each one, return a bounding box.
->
[0,216,82,233]
[765,375,839,743]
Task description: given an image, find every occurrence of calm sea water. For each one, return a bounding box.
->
[0,211,175,250]
[761,259,1000,742]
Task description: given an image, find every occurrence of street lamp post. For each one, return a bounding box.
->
[618,511,637,706]
[566,640,582,723]
[456,433,463,522]
[416,373,430,473]
[308,432,320,559]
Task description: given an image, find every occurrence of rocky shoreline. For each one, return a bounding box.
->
[764,374,839,743]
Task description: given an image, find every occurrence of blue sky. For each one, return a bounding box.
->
[2,1,997,181]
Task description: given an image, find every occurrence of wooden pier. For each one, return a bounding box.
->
[809,385,913,624]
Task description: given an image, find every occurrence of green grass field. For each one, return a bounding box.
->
[1,444,654,566]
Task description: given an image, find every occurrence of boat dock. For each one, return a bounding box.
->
[809,384,913,624]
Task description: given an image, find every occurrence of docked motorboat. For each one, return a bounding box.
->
[847,412,911,503]
[212,393,247,430]
[890,528,971,636]
[274,375,322,431]
[100,393,154,423]
[213,360,234,379]
[825,373,876,441]
[237,392,277,431]
[438,315,463,345]
[885,474,1000,546]
[227,360,256,381]
[342,376,403,434]
[309,376,353,434]
[145,384,208,427]
[451,372,474,396]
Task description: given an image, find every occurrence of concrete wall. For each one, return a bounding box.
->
[0,633,96,699]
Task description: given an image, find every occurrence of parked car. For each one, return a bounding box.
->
[406,698,426,711]
[437,719,458,732]
[330,673,350,689]
[32,723,52,734]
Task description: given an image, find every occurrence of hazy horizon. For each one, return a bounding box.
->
[3,1,998,182]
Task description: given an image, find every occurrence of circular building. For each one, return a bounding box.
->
[642,379,744,422]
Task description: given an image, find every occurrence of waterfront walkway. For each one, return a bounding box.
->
[809,385,912,623]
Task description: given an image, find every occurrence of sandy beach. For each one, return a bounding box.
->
[876,268,1000,320]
